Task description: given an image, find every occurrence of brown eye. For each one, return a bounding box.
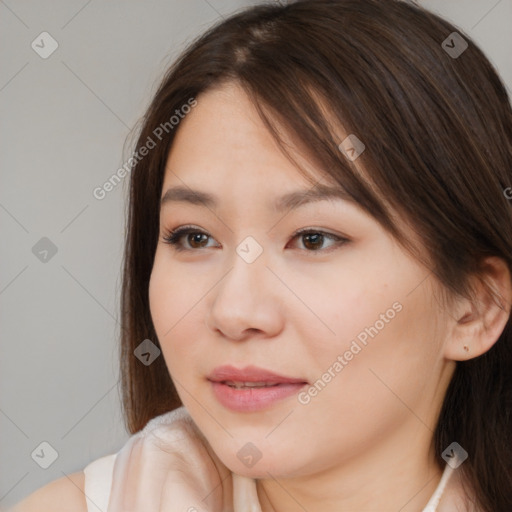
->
[186,232,209,248]
[289,229,348,252]
[162,226,217,251]
[301,232,325,251]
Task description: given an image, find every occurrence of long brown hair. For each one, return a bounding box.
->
[119,1,512,509]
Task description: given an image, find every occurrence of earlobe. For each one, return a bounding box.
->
[443,256,512,362]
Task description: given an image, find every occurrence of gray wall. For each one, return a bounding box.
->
[1,0,510,507]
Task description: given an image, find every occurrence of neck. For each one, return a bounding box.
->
[256,429,444,512]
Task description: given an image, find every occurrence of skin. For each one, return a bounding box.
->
[148,81,511,512]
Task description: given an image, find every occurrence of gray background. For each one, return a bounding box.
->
[1,0,511,507]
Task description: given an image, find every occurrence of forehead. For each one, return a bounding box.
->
[161,82,342,193]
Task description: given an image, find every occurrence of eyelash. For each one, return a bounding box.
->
[161,225,349,254]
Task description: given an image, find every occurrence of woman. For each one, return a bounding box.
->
[11,0,512,510]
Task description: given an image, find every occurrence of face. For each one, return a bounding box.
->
[149,81,455,479]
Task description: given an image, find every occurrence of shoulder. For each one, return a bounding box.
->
[9,471,87,512]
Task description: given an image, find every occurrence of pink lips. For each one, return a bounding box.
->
[208,365,308,412]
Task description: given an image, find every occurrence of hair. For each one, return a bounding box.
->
[119,1,512,510]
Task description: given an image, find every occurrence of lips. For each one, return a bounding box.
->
[208,364,308,386]
[208,365,308,412]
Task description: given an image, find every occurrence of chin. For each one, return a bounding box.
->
[214,440,307,480]
[187,404,312,477]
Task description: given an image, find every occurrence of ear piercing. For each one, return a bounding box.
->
[463,345,469,352]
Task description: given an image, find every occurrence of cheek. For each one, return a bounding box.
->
[149,250,199,333]
[288,256,396,370]
[295,250,440,412]
[312,292,440,433]
[148,253,207,377]
[148,255,173,336]
[281,291,440,475]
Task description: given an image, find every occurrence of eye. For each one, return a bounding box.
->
[287,228,348,253]
[162,225,218,251]
[161,225,349,253]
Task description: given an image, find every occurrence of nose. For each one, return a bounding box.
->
[204,247,284,341]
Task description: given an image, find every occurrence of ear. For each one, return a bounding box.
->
[444,256,512,362]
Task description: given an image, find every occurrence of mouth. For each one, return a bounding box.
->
[208,364,307,385]
[222,381,285,389]
[207,365,308,412]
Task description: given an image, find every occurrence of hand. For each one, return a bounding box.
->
[107,406,235,512]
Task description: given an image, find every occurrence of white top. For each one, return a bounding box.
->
[83,451,457,512]
[83,453,117,512]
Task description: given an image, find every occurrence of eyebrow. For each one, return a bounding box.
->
[160,184,355,213]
